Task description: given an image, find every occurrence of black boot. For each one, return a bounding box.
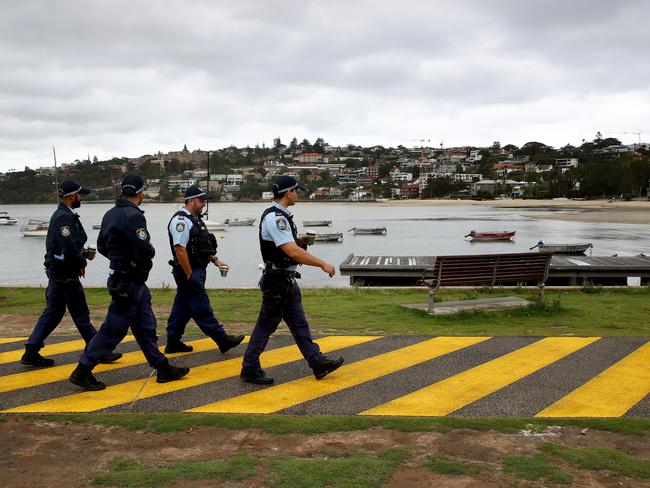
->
[313,356,344,380]
[240,369,274,385]
[164,339,194,354]
[20,345,54,367]
[156,361,190,383]
[217,334,245,354]
[98,352,123,364]
[69,363,106,391]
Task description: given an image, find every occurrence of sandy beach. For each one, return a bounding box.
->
[387,198,650,224]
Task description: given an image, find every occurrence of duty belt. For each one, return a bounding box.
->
[263,264,301,279]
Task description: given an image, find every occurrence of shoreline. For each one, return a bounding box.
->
[4,198,649,224]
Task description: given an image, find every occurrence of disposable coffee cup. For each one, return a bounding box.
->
[306,232,316,245]
[86,245,97,260]
[219,265,229,277]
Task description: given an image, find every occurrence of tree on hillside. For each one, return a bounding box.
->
[313,137,326,153]
[518,141,553,158]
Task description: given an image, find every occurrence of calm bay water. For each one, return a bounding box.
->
[1,202,648,288]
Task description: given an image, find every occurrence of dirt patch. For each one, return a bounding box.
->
[2,417,650,487]
[0,307,307,339]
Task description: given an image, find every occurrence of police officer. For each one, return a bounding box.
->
[21,181,121,367]
[240,175,344,385]
[69,175,189,390]
[165,185,244,354]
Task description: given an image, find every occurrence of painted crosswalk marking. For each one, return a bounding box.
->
[0,336,137,365]
[536,341,650,417]
[3,336,378,413]
[0,337,223,394]
[3,335,650,417]
[362,337,600,417]
[0,338,27,345]
[187,337,489,414]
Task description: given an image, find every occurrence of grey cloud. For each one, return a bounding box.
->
[0,0,649,169]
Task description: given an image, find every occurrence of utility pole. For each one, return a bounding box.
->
[52,146,59,200]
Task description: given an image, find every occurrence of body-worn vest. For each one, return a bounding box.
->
[98,199,155,282]
[44,204,87,280]
[259,206,299,269]
[168,211,217,268]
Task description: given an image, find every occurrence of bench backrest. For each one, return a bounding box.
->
[425,252,552,287]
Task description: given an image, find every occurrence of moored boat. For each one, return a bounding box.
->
[204,219,228,231]
[314,232,343,242]
[21,219,49,237]
[225,217,256,226]
[303,220,332,227]
[465,230,516,241]
[530,241,593,254]
[92,224,102,230]
[348,227,387,235]
[0,211,18,225]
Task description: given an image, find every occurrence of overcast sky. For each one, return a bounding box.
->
[1,0,648,171]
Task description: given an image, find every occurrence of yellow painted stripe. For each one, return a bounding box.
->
[362,337,600,417]
[0,338,225,394]
[0,337,27,345]
[188,336,490,414]
[4,336,378,413]
[536,341,650,418]
[0,336,137,365]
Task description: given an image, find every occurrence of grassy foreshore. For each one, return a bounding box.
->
[1,286,649,337]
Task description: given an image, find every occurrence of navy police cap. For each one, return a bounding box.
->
[272,175,307,194]
[58,180,91,197]
[184,185,213,201]
[121,175,145,195]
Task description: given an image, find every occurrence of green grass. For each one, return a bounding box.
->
[541,442,650,479]
[2,286,650,336]
[503,454,573,484]
[91,453,256,487]
[424,454,486,475]
[17,413,650,436]
[267,449,407,488]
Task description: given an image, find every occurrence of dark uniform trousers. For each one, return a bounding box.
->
[166,267,227,342]
[80,282,165,369]
[27,278,96,349]
[242,282,323,374]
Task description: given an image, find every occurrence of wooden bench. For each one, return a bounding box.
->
[421,252,552,313]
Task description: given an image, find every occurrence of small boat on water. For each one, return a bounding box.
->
[303,220,332,227]
[314,232,343,242]
[21,219,49,237]
[204,219,228,231]
[466,230,516,241]
[348,227,387,235]
[225,217,256,227]
[530,241,593,254]
[0,212,18,225]
[92,224,102,230]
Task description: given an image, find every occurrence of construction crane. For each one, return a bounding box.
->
[605,131,643,144]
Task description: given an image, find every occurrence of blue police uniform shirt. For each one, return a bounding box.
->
[168,208,193,248]
[261,202,298,270]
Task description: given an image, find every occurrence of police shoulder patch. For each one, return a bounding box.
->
[60,225,71,237]
[136,227,148,240]
[176,222,185,232]
[276,218,288,230]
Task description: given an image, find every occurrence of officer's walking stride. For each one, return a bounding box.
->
[165,185,244,354]
[240,176,344,385]
[69,175,189,390]
[21,181,121,367]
